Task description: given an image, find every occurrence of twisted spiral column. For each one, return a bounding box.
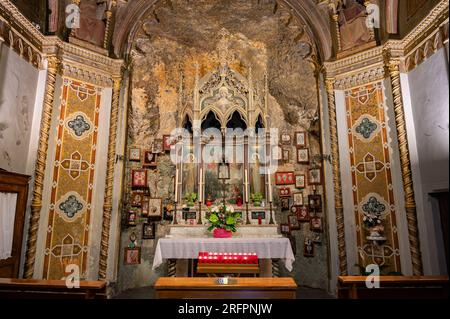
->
[98,78,122,280]
[387,60,423,275]
[24,56,60,279]
[325,78,348,276]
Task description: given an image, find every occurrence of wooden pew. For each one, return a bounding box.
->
[0,278,107,299]
[155,277,297,299]
[338,276,449,299]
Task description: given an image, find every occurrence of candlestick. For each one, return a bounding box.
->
[174,168,179,203]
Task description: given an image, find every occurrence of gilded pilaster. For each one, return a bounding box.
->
[386,57,423,275]
[99,77,122,280]
[24,55,60,279]
[325,78,348,276]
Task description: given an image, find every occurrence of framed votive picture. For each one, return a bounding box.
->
[295,174,306,189]
[295,132,307,147]
[290,205,300,215]
[310,216,323,232]
[141,199,149,217]
[131,192,143,207]
[297,148,309,164]
[312,233,322,245]
[129,147,141,162]
[124,247,141,265]
[251,211,266,220]
[293,192,303,206]
[152,139,163,154]
[272,145,283,161]
[282,148,290,162]
[163,135,173,151]
[304,238,314,257]
[142,223,156,239]
[280,133,291,145]
[126,210,137,226]
[275,172,295,185]
[308,194,322,213]
[280,223,290,235]
[148,198,163,220]
[288,214,300,230]
[279,187,291,198]
[131,169,147,188]
[143,151,157,167]
[308,168,322,185]
[297,206,310,222]
[280,198,290,211]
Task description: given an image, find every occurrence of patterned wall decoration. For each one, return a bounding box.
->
[344,82,401,273]
[43,78,102,280]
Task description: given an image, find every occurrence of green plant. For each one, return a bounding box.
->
[251,192,263,204]
[207,204,240,233]
[184,192,197,203]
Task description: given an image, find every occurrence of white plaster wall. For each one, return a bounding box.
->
[318,76,339,294]
[0,46,39,173]
[335,90,359,275]
[403,48,449,275]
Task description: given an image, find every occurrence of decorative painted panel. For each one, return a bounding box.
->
[43,79,102,280]
[345,82,401,273]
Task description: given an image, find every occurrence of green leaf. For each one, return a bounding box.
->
[207,225,215,232]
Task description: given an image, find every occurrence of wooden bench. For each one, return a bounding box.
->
[0,278,107,299]
[155,277,297,299]
[338,276,449,299]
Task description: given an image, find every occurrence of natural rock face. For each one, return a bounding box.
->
[120,0,327,292]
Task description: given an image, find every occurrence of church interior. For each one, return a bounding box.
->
[0,0,448,300]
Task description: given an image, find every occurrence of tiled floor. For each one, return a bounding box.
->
[114,286,335,299]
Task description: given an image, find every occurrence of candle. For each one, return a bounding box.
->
[268,172,273,203]
[244,169,249,203]
[174,168,179,203]
[199,168,203,203]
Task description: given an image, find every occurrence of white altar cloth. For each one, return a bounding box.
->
[152,237,295,271]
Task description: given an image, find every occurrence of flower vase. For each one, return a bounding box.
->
[213,228,232,238]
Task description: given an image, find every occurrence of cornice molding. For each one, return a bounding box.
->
[0,0,123,86]
[324,0,449,89]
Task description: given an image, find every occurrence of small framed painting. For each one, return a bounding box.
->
[126,210,137,226]
[251,211,266,220]
[293,192,304,206]
[141,199,149,217]
[148,198,163,220]
[308,194,322,213]
[304,238,314,257]
[275,172,295,185]
[290,205,300,215]
[280,223,291,235]
[131,192,143,207]
[280,198,290,211]
[295,174,306,189]
[129,147,141,162]
[163,135,174,151]
[312,233,322,245]
[297,148,309,164]
[297,206,310,222]
[282,148,290,162]
[295,132,307,147]
[310,216,323,232]
[131,169,147,188]
[279,187,291,198]
[280,133,291,145]
[143,151,157,168]
[288,214,300,230]
[142,223,156,239]
[124,247,141,265]
[152,139,164,154]
[308,168,322,185]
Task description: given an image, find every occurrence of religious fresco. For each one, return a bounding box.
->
[344,82,401,273]
[43,79,102,280]
[120,0,328,291]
